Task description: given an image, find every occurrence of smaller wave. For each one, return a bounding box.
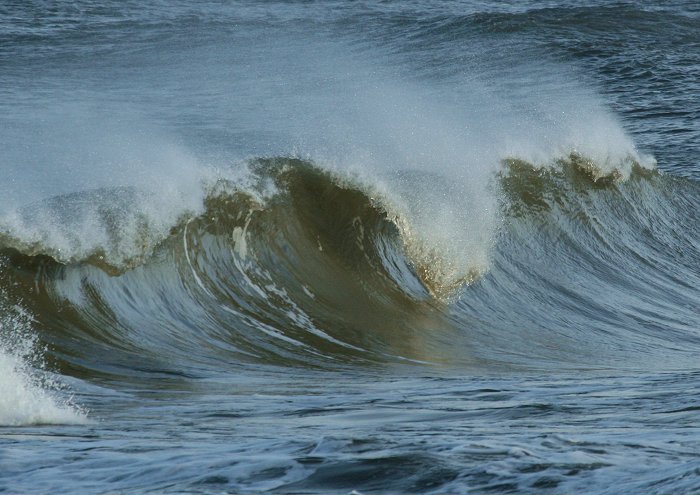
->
[498,151,658,217]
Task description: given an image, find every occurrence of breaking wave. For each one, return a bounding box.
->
[2,149,698,387]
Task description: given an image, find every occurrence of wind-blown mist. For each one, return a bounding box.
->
[0,33,653,285]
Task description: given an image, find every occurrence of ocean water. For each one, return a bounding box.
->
[1,1,699,493]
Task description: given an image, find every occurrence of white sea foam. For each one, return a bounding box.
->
[0,301,87,426]
[0,103,212,267]
[0,350,87,426]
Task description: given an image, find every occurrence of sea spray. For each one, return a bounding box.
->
[0,290,87,426]
[0,38,654,292]
[0,103,213,270]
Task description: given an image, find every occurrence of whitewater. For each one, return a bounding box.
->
[1,1,699,493]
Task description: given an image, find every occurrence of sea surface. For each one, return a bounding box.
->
[1,1,699,493]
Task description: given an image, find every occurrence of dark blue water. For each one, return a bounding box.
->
[1,1,699,493]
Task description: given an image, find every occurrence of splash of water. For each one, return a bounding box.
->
[0,292,87,426]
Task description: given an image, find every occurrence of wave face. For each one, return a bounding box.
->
[2,153,698,377]
[0,159,475,373]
